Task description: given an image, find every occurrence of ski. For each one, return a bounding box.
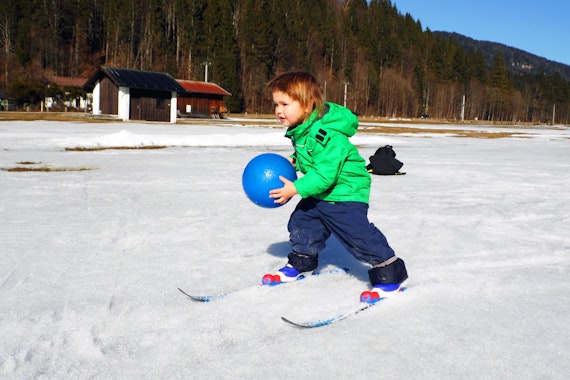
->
[281,303,374,328]
[178,267,349,303]
[177,288,224,302]
[281,287,407,328]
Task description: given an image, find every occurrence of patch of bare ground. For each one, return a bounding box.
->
[0,111,121,122]
[65,146,166,151]
[4,167,92,172]
[3,165,93,172]
[2,161,92,172]
[358,126,521,139]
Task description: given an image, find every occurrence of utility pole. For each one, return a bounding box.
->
[201,60,211,82]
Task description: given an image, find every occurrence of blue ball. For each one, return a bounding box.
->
[242,153,297,208]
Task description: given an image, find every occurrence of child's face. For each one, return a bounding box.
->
[272,91,310,128]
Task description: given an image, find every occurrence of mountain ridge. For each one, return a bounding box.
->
[434,31,570,81]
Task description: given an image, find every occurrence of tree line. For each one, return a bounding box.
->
[1,0,568,123]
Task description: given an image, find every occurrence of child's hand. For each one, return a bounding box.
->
[269,176,298,204]
[287,156,296,168]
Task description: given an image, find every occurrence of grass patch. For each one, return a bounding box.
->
[3,161,93,172]
[65,146,167,151]
[359,125,522,138]
[4,166,92,172]
[0,111,120,122]
[17,161,43,165]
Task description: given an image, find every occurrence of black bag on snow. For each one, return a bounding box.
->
[366,145,404,175]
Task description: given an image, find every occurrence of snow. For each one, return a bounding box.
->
[1,119,569,379]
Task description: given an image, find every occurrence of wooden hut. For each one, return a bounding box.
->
[45,76,89,111]
[84,67,186,123]
[177,80,231,118]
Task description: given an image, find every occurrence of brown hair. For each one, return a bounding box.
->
[267,71,325,117]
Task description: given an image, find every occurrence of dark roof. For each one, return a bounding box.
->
[177,80,231,96]
[84,66,186,92]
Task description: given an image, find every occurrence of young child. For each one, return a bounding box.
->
[262,71,408,303]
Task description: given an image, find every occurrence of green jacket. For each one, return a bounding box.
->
[285,102,371,203]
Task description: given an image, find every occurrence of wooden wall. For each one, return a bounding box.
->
[130,89,171,122]
[177,94,226,116]
[100,77,118,115]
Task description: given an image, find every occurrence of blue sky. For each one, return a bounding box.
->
[390,0,570,66]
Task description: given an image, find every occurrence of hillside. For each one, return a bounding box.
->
[436,31,570,81]
[2,0,569,123]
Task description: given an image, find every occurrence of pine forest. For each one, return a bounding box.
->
[1,0,569,123]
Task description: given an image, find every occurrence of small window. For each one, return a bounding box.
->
[156,98,166,109]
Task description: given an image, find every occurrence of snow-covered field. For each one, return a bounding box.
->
[1,119,568,379]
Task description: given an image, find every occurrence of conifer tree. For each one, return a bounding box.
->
[203,0,243,111]
[238,0,275,112]
[489,53,513,120]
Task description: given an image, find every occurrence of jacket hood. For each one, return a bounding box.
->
[319,102,359,137]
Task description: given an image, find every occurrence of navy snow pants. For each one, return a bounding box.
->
[288,197,395,266]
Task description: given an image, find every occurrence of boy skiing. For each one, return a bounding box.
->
[263,71,408,303]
